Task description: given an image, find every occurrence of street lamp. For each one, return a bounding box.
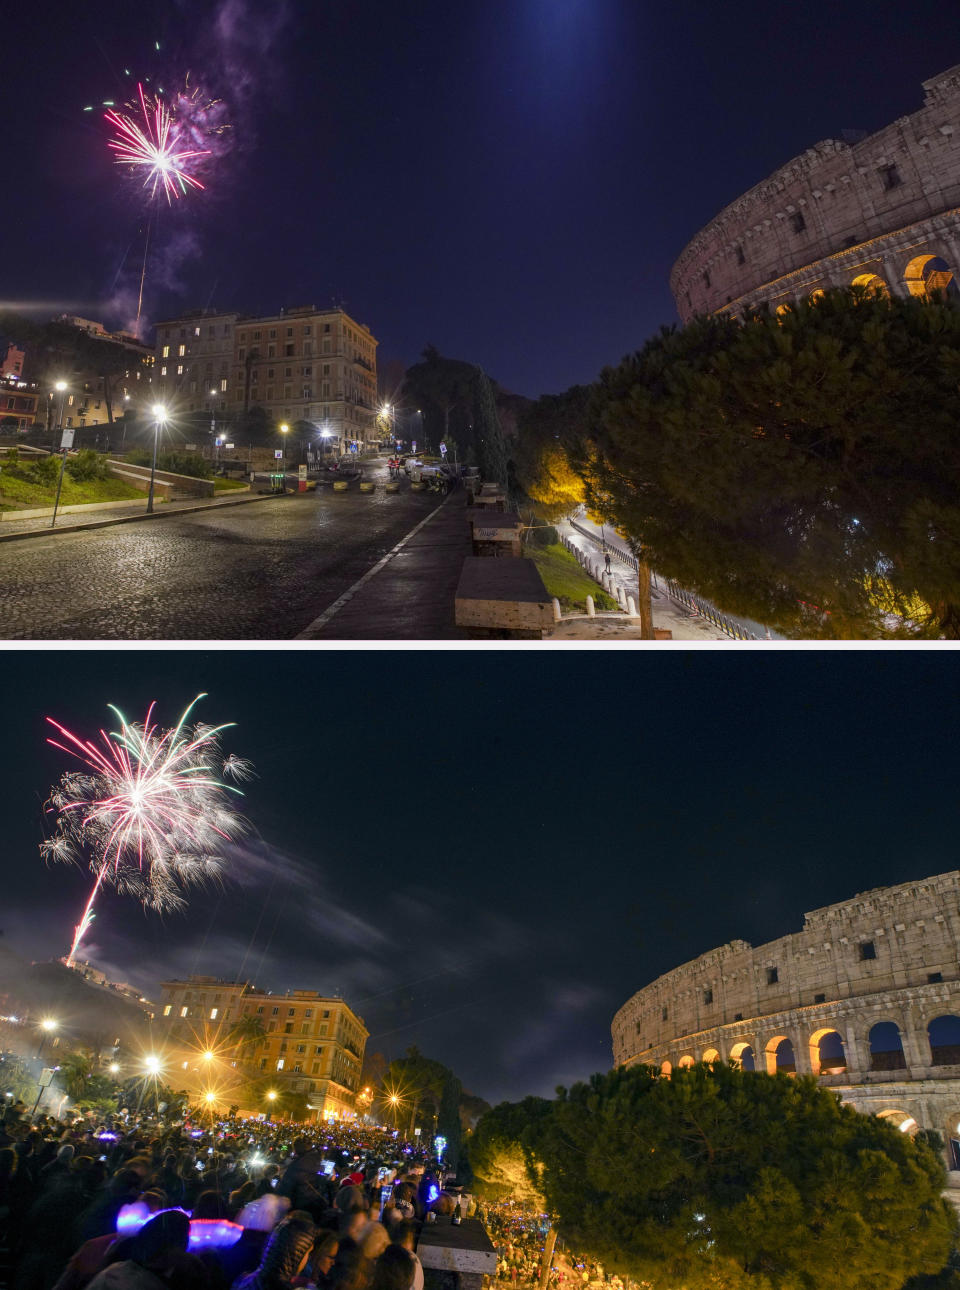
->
[49,382,71,530]
[265,1089,277,1122]
[276,423,286,492]
[35,1018,58,1060]
[135,1053,162,1114]
[147,404,167,514]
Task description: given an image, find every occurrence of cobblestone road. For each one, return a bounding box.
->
[0,477,440,640]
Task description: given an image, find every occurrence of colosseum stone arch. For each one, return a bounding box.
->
[670,65,960,322]
[611,870,960,1173]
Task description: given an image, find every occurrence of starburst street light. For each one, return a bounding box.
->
[35,1018,59,1059]
[147,403,168,514]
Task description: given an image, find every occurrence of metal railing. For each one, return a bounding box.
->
[565,518,760,641]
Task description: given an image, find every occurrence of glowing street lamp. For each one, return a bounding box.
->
[135,1053,163,1114]
[276,423,289,493]
[35,1018,58,1059]
[147,404,168,514]
[49,382,72,530]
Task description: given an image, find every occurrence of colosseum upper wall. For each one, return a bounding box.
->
[611,871,960,1147]
[670,64,960,322]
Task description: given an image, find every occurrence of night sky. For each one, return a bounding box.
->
[7,1,960,396]
[2,651,957,1107]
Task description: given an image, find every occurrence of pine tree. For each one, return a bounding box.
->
[584,289,960,638]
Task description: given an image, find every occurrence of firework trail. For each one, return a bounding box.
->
[42,695,253,966]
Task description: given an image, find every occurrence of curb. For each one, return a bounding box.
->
[0,490,285,545]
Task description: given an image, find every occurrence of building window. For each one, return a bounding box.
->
[268,1021,276,1032]
[880,164,902,190]
[194,327,200,337]
[303,326,312,336]
[178,345,186,357]
[305,1009,313,1018]
[253,331,261,341]
[929,972,944,984]
[312,1062,320,1073]
[267,368,275,379]
[703,270,711,289]
[287,1008,295,1017]
[767,967,779,984]
[293,1063,302,1073]
[790,211,806,234]
[161,345,170,358]
[314,1046,324,1055]
[269,329,277,339]
[256,1006,264,1014]
[180,1006,188,1017]
[271,1006,279,1015]
[734,1012,743,1021]
[661,1006,668,1021]
[814,993,826,1004]
[220,378,227,392]
[276,1058,284,1071]
[160,366,167,377]
[237,348,245,360]
[279,1041,287,1052]
[163,1004,172,1016]
[859,941,876,961]
[302,366,312,377]
[736,245,745,265]
[296,1044,306,1053]
[259,1058,267,1070]
[284,1023,293,1034]
[176,365,184,376]
[324,324,331,333]
[301,1023,309,1034]
[210,1008,218,1020]
[285,344,295,357]
[703,988,713,1005]
[268,345,276,358]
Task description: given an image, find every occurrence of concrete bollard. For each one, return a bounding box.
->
[333,480,349,492]
[586,595,595,617]
[616,585,624,605]
[359,481,374,493]
[552,597,562,622]
[627,596,637,617]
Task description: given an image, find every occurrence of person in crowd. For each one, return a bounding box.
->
[85,1209,206,1290]
[233,1210,317,1290]
[369,1247,415,1290]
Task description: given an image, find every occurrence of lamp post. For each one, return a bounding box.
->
[135,1054,162,1114]
[277,423,289,493]
[34,1018,58,1060]
[146,404,167,514]
[49,382,70,530]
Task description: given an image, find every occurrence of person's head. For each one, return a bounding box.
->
[339,1208,367,1242]
[311,1232,339,1280]
[359,1221,390,1261]
[393,1221,417,1253]
[255,1211,317,1284]
[229,1178,257,1212]
[128,1208,190,1268]
[193,1189,229,1220]
[371,1246,416,1290]
[0,1147,16,1179]
[293,1136,312,1156]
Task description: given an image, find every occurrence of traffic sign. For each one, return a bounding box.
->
[60,427,75,450]
[274,450,283,459]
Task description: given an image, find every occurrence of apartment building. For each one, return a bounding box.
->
[152,305,379,454]
[156,976,368,1121]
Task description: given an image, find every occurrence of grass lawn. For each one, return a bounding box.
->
[0,471,147,513]
[527,543,619,613]
[213,477,250,492]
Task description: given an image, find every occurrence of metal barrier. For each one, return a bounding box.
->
[564,520,759,641]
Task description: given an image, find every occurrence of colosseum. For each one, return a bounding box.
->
[670,64,960,322]
[611,870,960,1166]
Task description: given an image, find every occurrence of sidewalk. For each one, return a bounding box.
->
[555,519,733,641]
[0,487,278,542]
[296,493,473,639]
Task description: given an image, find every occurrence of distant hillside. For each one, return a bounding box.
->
[0,945,151,1054]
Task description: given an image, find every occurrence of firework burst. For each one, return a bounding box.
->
[43,695,253,966]
[105,82,211,203]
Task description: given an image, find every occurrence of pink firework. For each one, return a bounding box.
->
[42,695,253,965]
[105,82,210,202]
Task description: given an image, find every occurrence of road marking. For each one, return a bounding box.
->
[294,495,451,638]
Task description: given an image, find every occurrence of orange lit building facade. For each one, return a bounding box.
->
[156,976,367,1121]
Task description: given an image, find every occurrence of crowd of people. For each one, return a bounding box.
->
[0,1103,465,1290]
[485,1202,638,1290]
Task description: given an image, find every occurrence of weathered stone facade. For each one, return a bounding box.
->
[612,871,960,1155]
[670,65,960,322]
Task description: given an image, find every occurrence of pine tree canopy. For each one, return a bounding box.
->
[583,289,960,637]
